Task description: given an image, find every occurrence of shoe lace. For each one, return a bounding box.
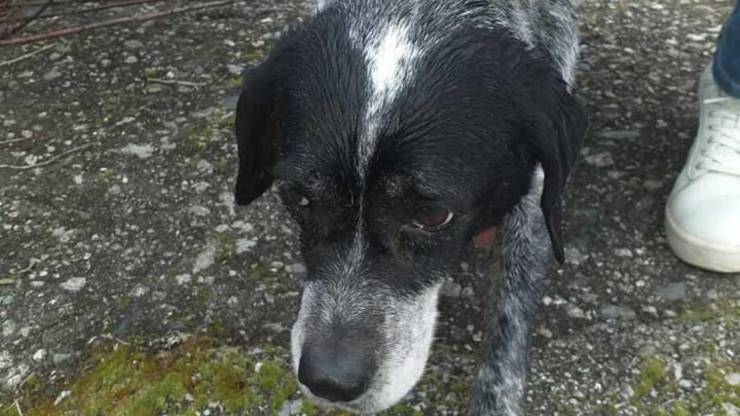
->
[695,97,740,176]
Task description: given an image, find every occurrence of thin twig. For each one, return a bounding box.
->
[147,78,205,88]
[1,0,54,40]
[16,258,40,276]
[0,0,236,46]
[0,43,54,67]
[17,0,99,6]
[0,143,92,170]
[35,0,171,20]
[0,137,36,145]
[14,400,23,416]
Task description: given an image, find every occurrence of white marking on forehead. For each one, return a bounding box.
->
[357,22,420,177]
[314,0,329,12]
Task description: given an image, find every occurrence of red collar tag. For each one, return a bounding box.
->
[474,226,497,248]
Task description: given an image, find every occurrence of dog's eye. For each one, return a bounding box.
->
[412,206,454,230]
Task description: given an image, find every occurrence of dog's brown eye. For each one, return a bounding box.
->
[412,206,454,230]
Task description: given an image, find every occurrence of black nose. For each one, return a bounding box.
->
[298,340,374,403]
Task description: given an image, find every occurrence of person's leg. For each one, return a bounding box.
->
[713,0,740,97]
[664,1,740,273]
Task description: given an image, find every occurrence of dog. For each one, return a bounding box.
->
[233,0,587,414]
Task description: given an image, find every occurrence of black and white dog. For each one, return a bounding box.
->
[234,0,587,414]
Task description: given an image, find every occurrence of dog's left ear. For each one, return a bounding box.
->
[516,66,588,263]
[234,59,278,206]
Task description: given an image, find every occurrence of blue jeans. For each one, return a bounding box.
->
[714,0,740,97]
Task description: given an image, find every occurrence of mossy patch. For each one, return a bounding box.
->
[676,300,740,324]
[630,354,740,416]
[181,124,216,157]
[3,338,300,416]
[632,356,670,405]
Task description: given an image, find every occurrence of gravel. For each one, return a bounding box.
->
[0,0,738,414]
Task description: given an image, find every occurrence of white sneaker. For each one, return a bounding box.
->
[665,64,740,273]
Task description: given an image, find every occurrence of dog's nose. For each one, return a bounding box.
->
[298,341,373,403]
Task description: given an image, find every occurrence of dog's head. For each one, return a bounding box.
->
[234,3,586,413]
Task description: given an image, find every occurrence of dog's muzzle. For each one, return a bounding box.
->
[297,335,376,403]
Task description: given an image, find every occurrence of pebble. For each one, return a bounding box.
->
[582,152,614,168]
[0,351,11,370]
[2,320,16,337]
[727,372,740,386]
[441,280,462,298]
[536,327,553,339]
[120,143,154,159]
[196,159,214,174]
[193,243,216,272]
[129,284,149,297]
[619,383,634,400]
[236,238,257,254]
[32,348,47,362]
[43,67,62,81]
[52,226,76,243]
[289,262,306,274]
[654,282,687,301]
[175,274,192,285]
[60,277,87,292]
[461,286,474,298]
[601,305,637,320]
[124,55,138,64]
[723,403,739,416]
[124,40,144,50]
[566,305,587,319]
[227,64,245,75]
[54,390,71,406]
[3,364,29,390]
[146,84,164,93]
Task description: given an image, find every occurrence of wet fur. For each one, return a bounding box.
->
[234,0,587,414]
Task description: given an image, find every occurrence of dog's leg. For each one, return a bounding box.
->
[469,169,551,416]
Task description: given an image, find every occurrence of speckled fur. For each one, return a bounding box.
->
[470,167,551,416]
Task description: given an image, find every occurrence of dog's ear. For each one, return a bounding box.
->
[516,66,588,263]
[234,59,277,206]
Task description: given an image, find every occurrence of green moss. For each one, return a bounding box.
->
[386,403,424,415]
[10,338,302,416]
[181,124,215,157]
[217,112,235,130]
[628,354,739,416]
[230,76,243,88]
[212,232,236,264]
[239,50,264,61]
[0,404,17,416]
[633,356,669,405]
[672,402,691,416]
[301,398,321,415]
[676,301,740,323]
[704,363,740,408]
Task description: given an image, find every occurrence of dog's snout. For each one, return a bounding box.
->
[298,340,374,403]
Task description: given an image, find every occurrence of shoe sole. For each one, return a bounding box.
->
[665,210,740,273]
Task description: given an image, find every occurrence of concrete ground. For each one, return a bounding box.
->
[0,0,738,415]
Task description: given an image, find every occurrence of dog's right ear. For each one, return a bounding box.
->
[234,60,277,206]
